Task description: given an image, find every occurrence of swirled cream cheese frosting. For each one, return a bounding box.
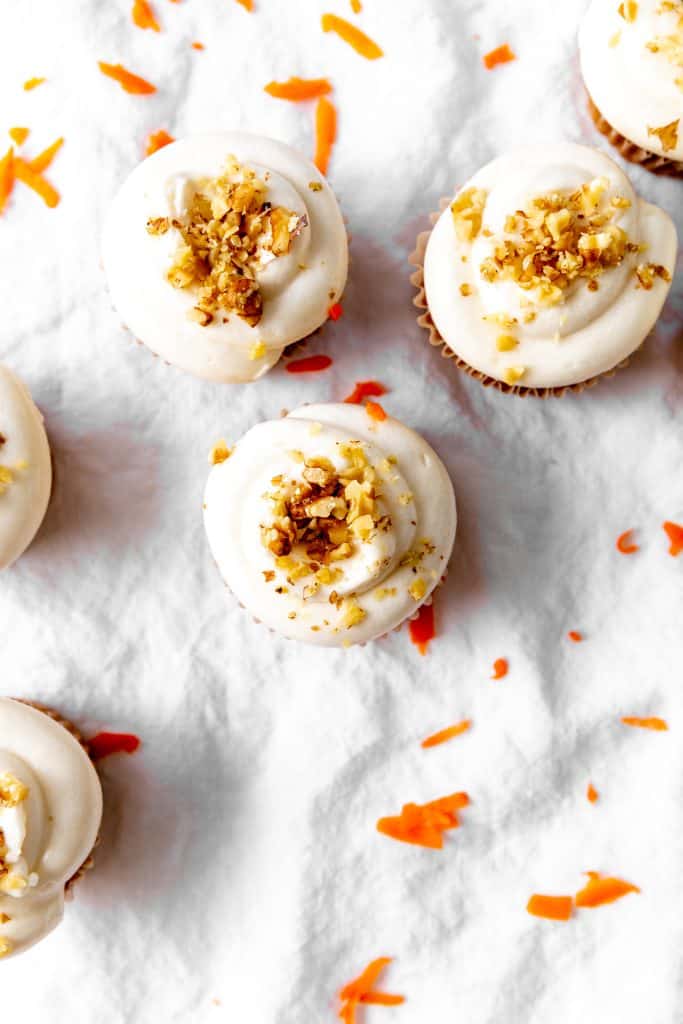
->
[0,700,102,959]
[423,144,676,389]
[0,365,52,570]
[203,403,457,646]
[580,0,683,165]
[102,133,348,383]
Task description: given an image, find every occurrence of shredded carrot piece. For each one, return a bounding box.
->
[360,993,404,1005]
[192,41,205,50]
[567,630,583,643]
[338,958,404,1023]
[586,783,598,803]
[421,719,471,749]
[285,354,333,374]
[491,657,508,680]
[314,96,337,176]
[0,148,15,216]
[98,62,157,95]
[13,158,59,208]
[622,716,668,731]
[23,77,45,91]
[366,400,387,422]
[132,0,160,30]
[663,520,683,556]
[265,77,333,102]
[9,127,29,146]
[574,871,640,908]
[328,302,344,321]
[321,13,383,59]
[616,529,639,554]
[235,0,253,9]
[377,792,469,849]
[409,601,435,655]
[350,0,362,11]
[344,380,386,404]
[526,894,573,921]
[483,43,516,69]
[145,130,175,156]
[29,137,64,174]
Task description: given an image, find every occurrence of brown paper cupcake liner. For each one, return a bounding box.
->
[587,95,683,179]
[409,201,635,398]
[13,699,98,894]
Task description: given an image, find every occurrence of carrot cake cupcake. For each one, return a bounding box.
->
[203,403,457,646]
[0,364,52,569]
[580,0,683,175]
[102,133,348,382]
[415,143,676,393]
[0,698,102,959]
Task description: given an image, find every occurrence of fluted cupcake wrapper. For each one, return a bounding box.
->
[587,94,683,179]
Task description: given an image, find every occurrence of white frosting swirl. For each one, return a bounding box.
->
[0,365,52,570]
[203,404,457,646]
[0,700,102,959]
[102,133,348,383]
[423,144,677,389]
[580,0,683,162]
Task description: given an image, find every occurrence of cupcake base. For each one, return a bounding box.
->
[409,206,634,398]
[587,95,683,178]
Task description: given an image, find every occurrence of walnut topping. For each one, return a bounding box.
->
[635,262,672,289]
[618,0,638,21]
[339,596,366,629]
[496,334,518,352]
[609,30,622,46]
[151,157,305,328]
[373,586,397,600]
[308,181,323,192]
[450,187,488,242]
[459,283,473,297]
[503,366,526,385]
[0,938,12,958]
[0,466,13,495]
[647,119,680,152]
[0,773,28,809]
[408,577,427,601]
[249,340,267,361]
[646,3,683,78]
[479,178,636,308]
[209,439,232,465]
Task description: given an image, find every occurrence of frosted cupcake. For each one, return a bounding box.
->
[580,0,683,175]
[0,699,102,959]
[102,133,348,383]
[203,403,456,646]
[413,144,676,395]
[0,365,52,568]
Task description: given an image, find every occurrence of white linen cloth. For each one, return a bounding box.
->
[1,0,682,1020]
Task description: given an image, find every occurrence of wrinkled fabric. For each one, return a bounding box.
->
[1,1,682,1021]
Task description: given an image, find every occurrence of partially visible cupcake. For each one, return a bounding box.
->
[580,0,683,175]
[0,365,52,569]
[102,133,348,383]
[203,403,457,646]
[0,698,102,959]
[413,143,677,395]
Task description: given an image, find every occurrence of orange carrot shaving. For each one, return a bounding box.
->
[377,792,469,849]
[338,958,404,1023]
[285,354,333,374]
[314,96,337,175]
[409,601,435,655]
[567,630,583,643]
[350,0,362,11]
[145,130,175,156]
[344,380,386,404]
[235,0,253,9]
[192,41,205,50]
[0,148,15,215]
[574,871,640,908]
[13,158,59,208]
[366,400,387,422]
[23,77,45,91]
[586,783,599,803]
[321,13,383,59]
[616,529,638,554]
[526,894,573,921]
[132,0,160,30]
[98,62,156,95]
[9,127,29,146]
[622,716,668,731]
[483,43,516,70]
[491,657,508,680]
[360,993,404,1005]
[265,77,333,102]
[29,137,64,174]
[421,719,471,749]
[328,302,344,321]
[663,520,683,556]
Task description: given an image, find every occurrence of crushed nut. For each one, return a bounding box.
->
[0,938,12,958]
[374,587,397,600]
[451,187,487,242]
[635,262,672,289]
[503,366,526,385]
[0,466,13,496]
[496,334,518,352]
[308,181,323,192]
[647,119,680,152]
[339,596,366,629]
[0,773,28,809]
[618,0,638,21]
[408,577,427,601]
[209,439,232,465]
[459,283,473,297]
[249,340,267,360]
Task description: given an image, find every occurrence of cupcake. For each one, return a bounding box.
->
[203,403,456,646]
[413,143,677,395]
[0,364,52,569]
[580,0,683,175]
[102,133,348,383]
[0,698,102,959]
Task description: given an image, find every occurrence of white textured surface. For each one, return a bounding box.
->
[0,0,682,1021]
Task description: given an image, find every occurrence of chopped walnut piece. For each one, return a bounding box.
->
[503,366,526,385]
[618,0,638,21]
[496,334,518,352]
[647,119,680,152]
[408,577,427,601]
[635,262,671,289]
[0,773,28,808]
[146,216,170,235]
[339,595,366,629]
[0,938,12,958]
[209,439,232,465]
[308,181,323,192]
[450,187,488,242]
[249,340,267,360]
[459,283,473,297]
[0,466,13,495]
